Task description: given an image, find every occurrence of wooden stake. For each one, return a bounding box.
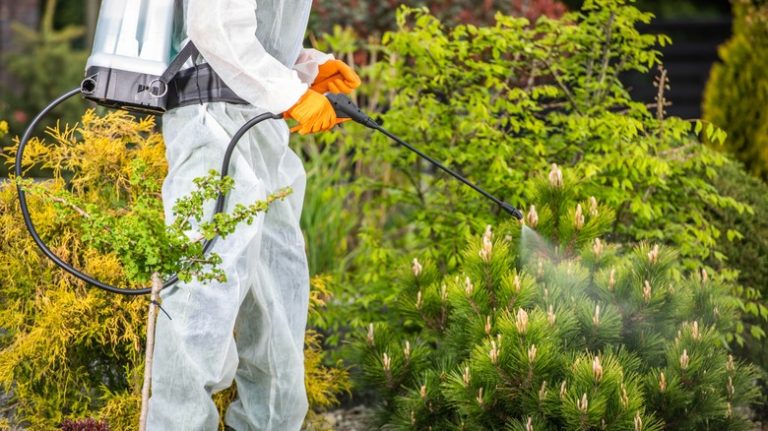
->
[139,273,163,431]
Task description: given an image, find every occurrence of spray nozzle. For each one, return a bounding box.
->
[326,93,379,129]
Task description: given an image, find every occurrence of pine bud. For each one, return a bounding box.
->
[727,354,735,372]
[526,417,534,431]
[643,280,652,303]
[516,308,529,334]
[726,402,733,418]
[634,412,643,431]
[440,284,448,302]
[593,304,601,326]
[489,340,500,365]
[539,381,548,400]
[528,344,538,363]
[574,204,585,230]
[382,353,392,372]
[420,384,427,400]
[680,349,690,370]
[620,384,629,408]
[465,277,474,296]
[485,315,493,335]
[476,387,484,406]
[727,376,735,398]
[577,393,589,413]
[648,244,659,264]
[547,305,557,325]
[592,356,603,382]
[549,163,563,188]
[701,268,709,283]
[411,410,416,425]
[560,381,567,399]
[589,196,599,217]
[463,367,471,387]
[593,238,604,257]
[713,306,720,318]
[416,290,423,310]
[404,341,411,360]
[479,225,493,262]
[543,288,550,301]
[537,259,544,277]
[659,372,667,392]
[412,258,422,277]
[691,321,701,340]
[526,205,539,228]
[513,274,522,293]
[608,268,616,291]
[367,323,375,346]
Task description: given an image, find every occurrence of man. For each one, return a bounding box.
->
[146,0,360,429]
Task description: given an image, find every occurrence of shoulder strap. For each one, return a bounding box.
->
[159,41,200,83]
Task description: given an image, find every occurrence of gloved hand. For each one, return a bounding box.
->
[311,59,361,94]
[285,89,345,135]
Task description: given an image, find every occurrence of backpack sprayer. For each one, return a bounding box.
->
[15,0,523,296]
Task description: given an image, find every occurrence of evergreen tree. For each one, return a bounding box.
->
[354,165,761,430]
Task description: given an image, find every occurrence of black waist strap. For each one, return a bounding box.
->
[166,63,248,110]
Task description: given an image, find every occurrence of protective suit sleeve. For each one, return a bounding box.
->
[186,0,309,114]
[293,48,334,85]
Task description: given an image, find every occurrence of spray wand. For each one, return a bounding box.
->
[326,93,524,220]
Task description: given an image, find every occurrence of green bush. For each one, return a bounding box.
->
[353,166,761,430]
[307,0,755,352]
[711,160,768,367]
[0,0,87,137]
[703,0,768,180]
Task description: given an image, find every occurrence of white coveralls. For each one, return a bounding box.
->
[146,0,332,429]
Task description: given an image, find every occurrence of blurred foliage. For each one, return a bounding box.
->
[0,0,87,137]
[353,165,760,430]
[703,0,768,180]
[0,111,348,430]
[309,0,566,38]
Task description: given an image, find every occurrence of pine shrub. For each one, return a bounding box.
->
[353,165,761,430]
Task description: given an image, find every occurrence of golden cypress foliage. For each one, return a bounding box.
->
[0,112,348,429]
[703,0,768,180]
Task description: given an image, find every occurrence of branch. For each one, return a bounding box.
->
[541,59,584,115]
[595,12,617,103]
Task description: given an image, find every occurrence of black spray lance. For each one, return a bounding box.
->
[326,93,524,220]
[15,91,523,296]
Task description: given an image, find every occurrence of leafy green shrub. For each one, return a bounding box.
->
[0,111,348,430]
[353,165,761,430]
[308,0,754,352]
[710,160,768,366]
[703,0,768,180]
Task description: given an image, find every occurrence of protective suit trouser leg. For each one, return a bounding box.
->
[147,102,309,431]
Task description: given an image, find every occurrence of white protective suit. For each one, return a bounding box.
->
[146,0,332,430]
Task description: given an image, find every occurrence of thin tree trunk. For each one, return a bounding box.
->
[139,273,163,431]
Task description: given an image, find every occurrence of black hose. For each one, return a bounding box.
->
[15,87,281,296]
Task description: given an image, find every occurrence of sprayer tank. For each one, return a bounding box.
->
[87,0,175,76]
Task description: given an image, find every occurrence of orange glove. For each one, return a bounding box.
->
[285,89,345,135]
[311,59,361,94]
